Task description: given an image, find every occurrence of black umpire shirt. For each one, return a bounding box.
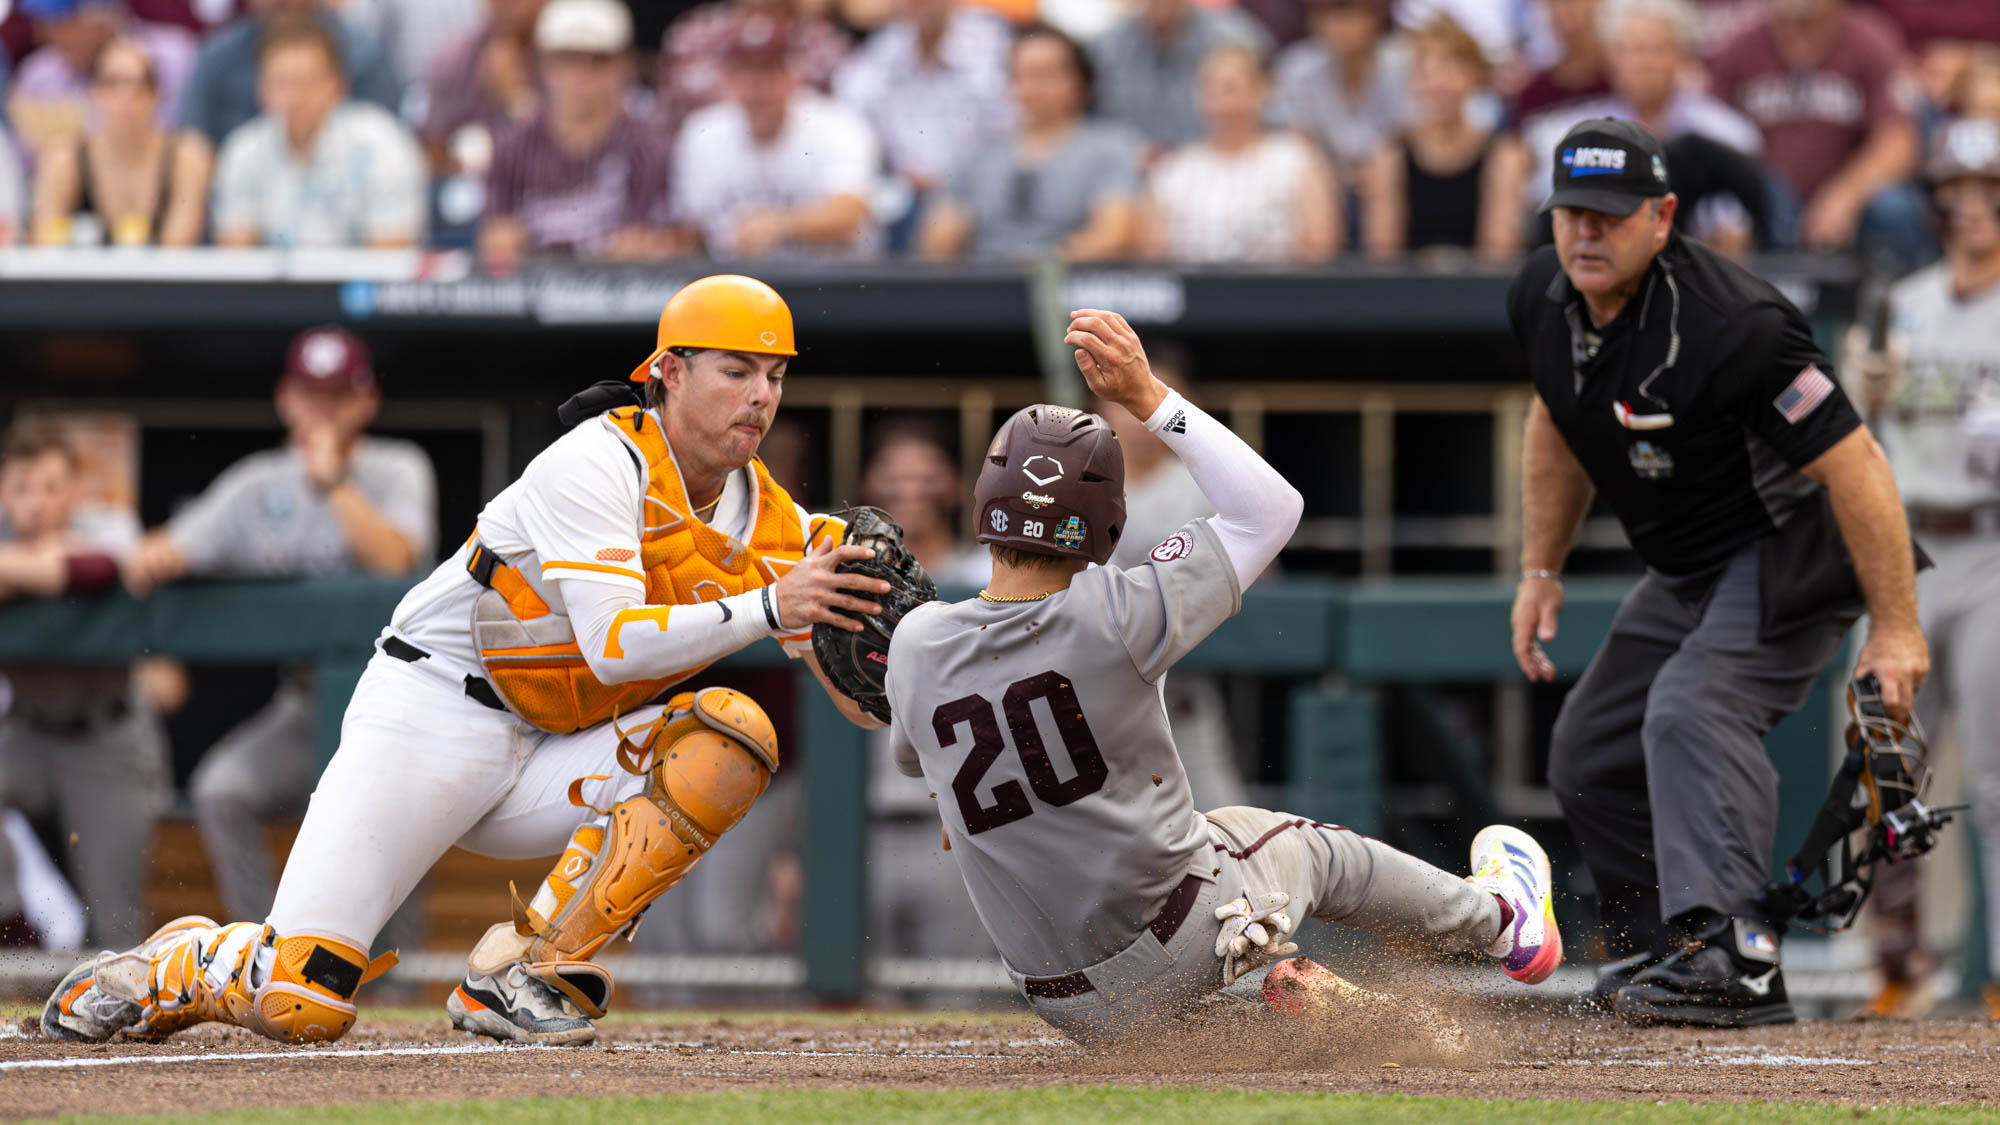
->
[1507,232,1863,584]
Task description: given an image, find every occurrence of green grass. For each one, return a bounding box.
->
[68,1089,2000,1125]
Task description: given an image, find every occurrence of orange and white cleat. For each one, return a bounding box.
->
[1468,825,1563,984]
[41,915,215,1042]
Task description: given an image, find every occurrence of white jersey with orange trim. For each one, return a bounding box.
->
[386,408,820,691]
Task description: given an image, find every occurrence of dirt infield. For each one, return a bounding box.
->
[6,993,2000,1121]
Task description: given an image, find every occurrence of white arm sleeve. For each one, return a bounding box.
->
[561,577,785,685]
[1142,389,1303,588]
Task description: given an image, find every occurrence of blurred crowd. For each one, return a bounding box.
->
[0,0,1993,271]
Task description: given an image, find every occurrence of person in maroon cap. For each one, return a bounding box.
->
[122,325,436,970]
[478,0,682,270]
[655,0,851,136]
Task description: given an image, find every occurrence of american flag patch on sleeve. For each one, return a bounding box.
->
[1773,364,1834,424]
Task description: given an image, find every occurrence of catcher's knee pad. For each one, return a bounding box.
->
[514,687,777,976]
[139,923,394,1044]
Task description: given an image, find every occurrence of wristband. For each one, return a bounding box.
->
[761,585,782,630]
[1522,569,1561,581]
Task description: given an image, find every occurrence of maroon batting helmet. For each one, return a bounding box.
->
[973,404,1125,565]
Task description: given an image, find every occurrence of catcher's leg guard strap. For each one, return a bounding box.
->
[516,687,776,965]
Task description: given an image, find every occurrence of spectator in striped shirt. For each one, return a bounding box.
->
[1356,14,1526,261]
[479,0,678,270]
[1139,43,1338,262]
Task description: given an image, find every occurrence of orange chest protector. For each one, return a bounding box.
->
[470,407,808,734]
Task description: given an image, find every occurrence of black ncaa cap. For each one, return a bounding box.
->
[1539,117,1671,216]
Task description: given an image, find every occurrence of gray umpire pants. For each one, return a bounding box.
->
[0,701,168,947]
[1548,545,1857,956]
[1015,805,1501,1043]
[189,676,426,958]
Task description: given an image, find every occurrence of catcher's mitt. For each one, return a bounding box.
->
[809,506,938,723]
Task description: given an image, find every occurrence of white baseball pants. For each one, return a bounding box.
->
[266,648,665,947]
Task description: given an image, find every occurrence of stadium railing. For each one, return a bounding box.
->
[0,577,1845,1000]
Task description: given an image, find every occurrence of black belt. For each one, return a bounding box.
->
[382,635,507,713]
[1022,873,1204,1000]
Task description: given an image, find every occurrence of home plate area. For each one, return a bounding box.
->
[5,999,2000,1120]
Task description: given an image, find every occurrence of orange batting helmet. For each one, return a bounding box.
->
[628,275,797,382]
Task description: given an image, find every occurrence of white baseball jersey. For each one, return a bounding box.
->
[1884,263,2000,510]
[886,517,1240,976]
[387,409,815,687]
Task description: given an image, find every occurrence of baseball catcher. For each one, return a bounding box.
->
[42,275,893,1047]
[882,309,1562,1042]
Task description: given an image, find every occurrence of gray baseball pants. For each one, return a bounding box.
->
[1868,533,2000,976]
[0,701,168,947]
[1547,545,1857,955]
[1013,805,1501,1042]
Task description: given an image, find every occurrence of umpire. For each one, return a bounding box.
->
[1507,119,1929,1028]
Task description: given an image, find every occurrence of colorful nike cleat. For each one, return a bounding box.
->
[1468,825,1563,984]
[40,915,216,1042]
[447,963,596,1046]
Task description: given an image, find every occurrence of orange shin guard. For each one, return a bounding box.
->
[509,687,778,1007]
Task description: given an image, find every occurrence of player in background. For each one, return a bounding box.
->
[885,310,1560,1041]
[122,325,437,974]
[42,275,889,1048]
[1848,117,2000,1018]
[0,420,167,949]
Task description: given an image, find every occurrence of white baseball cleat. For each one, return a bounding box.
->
[1468,824,1563,984]
[447,963,596,1046]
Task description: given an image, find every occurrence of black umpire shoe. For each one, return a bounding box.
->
[1612,916,1794,1027]
[1585,949,1670,1009]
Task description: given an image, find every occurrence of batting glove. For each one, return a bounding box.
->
[1214,889,1299,985]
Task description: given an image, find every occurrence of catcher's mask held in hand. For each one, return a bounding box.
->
[974,405,1126,565]
[1765,674,1961,933]
[808,506,938,723]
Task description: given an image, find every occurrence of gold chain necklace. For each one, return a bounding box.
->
[978,589,1053,603]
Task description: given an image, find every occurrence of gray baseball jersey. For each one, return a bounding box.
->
[166,438,437,577]
[1884,263,2000,510]
[886,517,1241,976]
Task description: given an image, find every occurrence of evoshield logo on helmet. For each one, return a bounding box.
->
[1022,455,1064,487]
[760,330,777,346]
